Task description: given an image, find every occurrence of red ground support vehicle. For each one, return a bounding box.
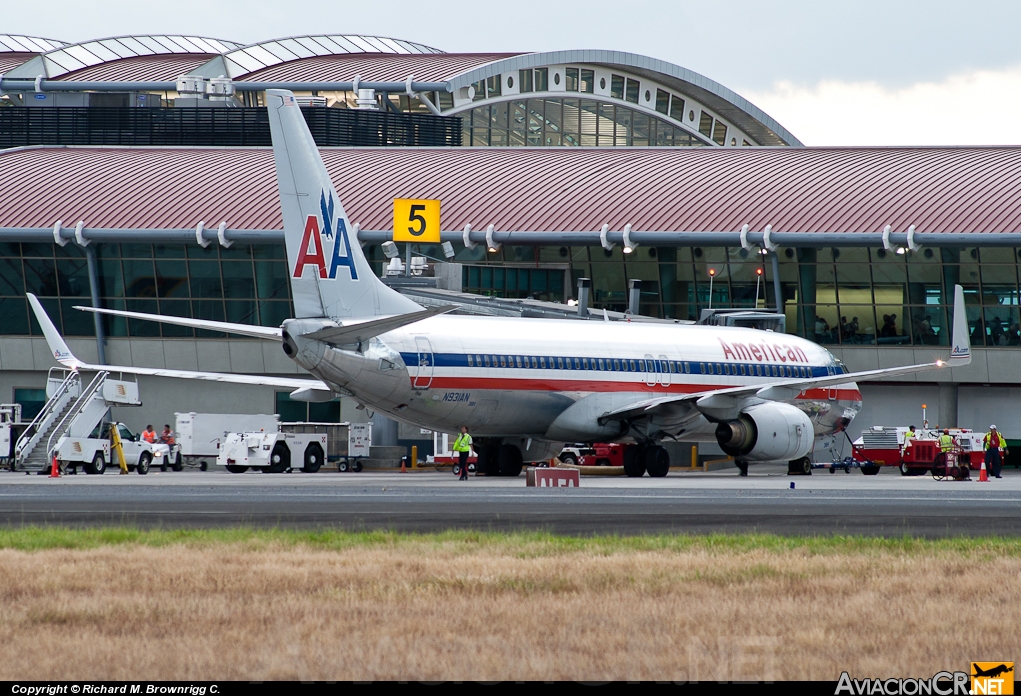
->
[851,426,984,477]
[560,443,630,467]
[577,443,628,467]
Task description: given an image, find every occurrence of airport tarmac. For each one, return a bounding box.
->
[0,465,1018,536]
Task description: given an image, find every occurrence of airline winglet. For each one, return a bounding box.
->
[28,293,79,369]
[948,284,971,366]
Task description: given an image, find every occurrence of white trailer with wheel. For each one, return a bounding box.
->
[218,431,328,473]
[174,412,280,470]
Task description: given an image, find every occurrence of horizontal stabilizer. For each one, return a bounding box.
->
[302,305,457,346]
[74,305,282,340]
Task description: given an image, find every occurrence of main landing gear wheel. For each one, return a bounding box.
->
[302,443,324,473]
[623,446,646,477]
[787,456,812,475]
[644,445,670,478]
[264,442,290,473]
[476,444,500,476]
[497,444,523,477]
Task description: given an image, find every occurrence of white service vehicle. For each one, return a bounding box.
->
[218,431,328,474]
[57,422,178,475]
[0,404,23,468]
[174,412,280,470]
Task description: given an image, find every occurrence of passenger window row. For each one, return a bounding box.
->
[458,353,841,378]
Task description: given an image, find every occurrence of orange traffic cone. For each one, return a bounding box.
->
[49,455,60,478]
[400,457,407,474]
[979,460,989,482]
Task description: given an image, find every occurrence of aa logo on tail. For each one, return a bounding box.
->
[293,191,359,281]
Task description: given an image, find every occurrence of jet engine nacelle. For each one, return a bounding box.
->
[714,402,813,462]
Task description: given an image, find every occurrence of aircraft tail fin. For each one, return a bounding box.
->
[265,89,421,320]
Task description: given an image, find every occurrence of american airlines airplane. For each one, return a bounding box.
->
[27,89,972,477]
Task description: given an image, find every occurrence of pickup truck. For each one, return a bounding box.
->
[57,422,180,475]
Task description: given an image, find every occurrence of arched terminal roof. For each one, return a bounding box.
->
[3,145,1021,235]
[216,34,443,78]
[448,50,800,147]
[0,34,67,72]
[5,35,242,80]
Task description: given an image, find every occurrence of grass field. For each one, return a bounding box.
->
[0,528,1018,682]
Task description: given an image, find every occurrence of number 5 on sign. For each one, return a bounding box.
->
[393,199,440,242]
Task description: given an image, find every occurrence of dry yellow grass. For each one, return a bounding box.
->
[0,531,1017,681]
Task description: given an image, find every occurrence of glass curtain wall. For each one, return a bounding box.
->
[458,245,1021,346]
[461,98,708,147]
[0,242,292,337]
[6,241,1020,348]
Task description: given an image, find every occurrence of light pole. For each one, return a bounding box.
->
[708,268,716,310]
[754,267,763,309]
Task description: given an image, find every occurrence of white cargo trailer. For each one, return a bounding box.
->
[174,412,279,470]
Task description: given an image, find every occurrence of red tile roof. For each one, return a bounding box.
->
[56,54,218,81]
[3,145,1021,234]
[236,53,519,83]
[0,52,39,73]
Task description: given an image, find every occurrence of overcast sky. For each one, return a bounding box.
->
[7,0,1020,146]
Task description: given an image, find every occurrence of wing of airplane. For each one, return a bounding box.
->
[602,284,972,425]
[29,294,332,393]
[73,303,457,346]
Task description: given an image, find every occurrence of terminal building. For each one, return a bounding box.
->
[0,32,1019,455]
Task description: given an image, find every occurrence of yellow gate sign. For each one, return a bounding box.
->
[393,199,440,242]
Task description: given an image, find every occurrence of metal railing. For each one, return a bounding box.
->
[14,369,80,464]
[0,106,462,148]
[44,371,109,463]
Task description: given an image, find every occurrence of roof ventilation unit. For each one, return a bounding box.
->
[355,88,378,110]
[206,76,235,101]
[176,75,207,95]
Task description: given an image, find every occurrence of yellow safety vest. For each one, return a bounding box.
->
[452,433,473,453]
[938,434,955,452]
[984,431,1005,451]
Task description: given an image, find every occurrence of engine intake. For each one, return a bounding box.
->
[714,402,813,462]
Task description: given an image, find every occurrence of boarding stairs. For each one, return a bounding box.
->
[15,370,140,471]
[15,369,81,471]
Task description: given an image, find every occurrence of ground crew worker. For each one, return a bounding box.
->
[160,424,175,445]
[142,424,157,444]
[938,429,956,452]
[984,425,1007,479]
[902,425,917,454]
[452,426,472,481]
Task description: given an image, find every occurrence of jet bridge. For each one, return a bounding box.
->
[14,370,141,471]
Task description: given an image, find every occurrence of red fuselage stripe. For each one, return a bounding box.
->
[420,376,861,402]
